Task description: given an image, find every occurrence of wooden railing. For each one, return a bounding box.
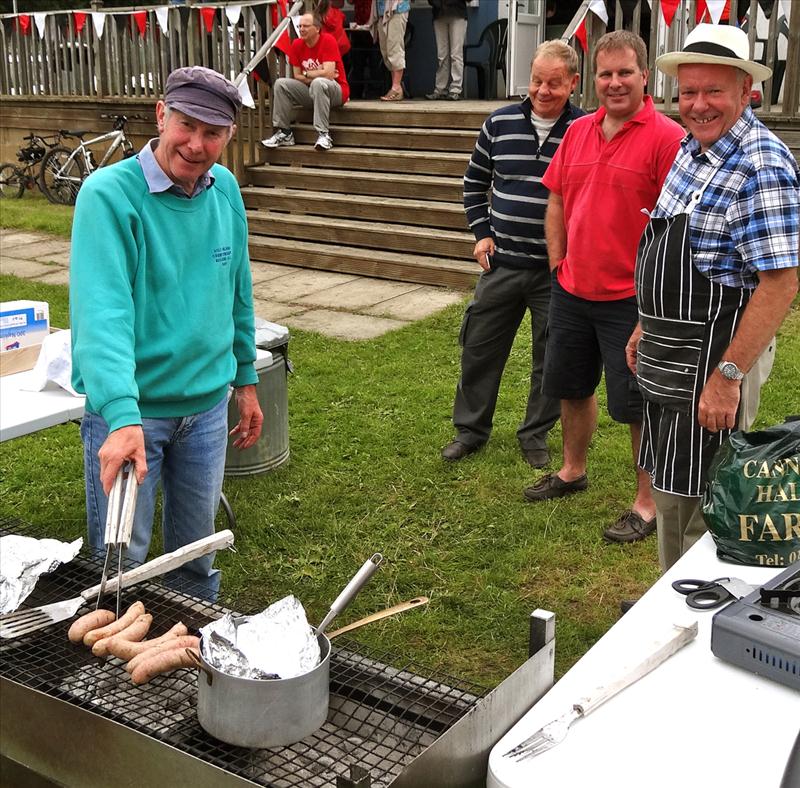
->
[561,0,798,119]
[0,0,293,179]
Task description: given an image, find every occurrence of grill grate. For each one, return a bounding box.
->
[0,517,486,787]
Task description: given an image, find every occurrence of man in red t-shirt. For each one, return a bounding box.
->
[523,31,683,546]
[262,13,350,152]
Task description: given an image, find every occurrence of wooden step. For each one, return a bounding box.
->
[247,210,474,258]
[292,124,478,153]
[241,186,468,230]
[249,236,477,289]
[294,98,508,130]
[262,146,470,177]
[248,166,463,202]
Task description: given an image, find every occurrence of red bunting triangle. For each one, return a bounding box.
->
[660,0,680,27]
[695,0,709,23]
[575,18,587,53]
[200,7,216,34]
[18,14,31,35]
[132,11,147,37]
[74,12,87,35]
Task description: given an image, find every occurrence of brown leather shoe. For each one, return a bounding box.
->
[523,473,588,502]
[603,510,656,543]
[441,440,482,461]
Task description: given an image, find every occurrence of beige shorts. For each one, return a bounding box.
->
[378,12,408,71]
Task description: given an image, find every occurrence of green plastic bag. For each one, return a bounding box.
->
[702,421,800,568]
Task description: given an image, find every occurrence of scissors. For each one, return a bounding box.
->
[671,577,758,610]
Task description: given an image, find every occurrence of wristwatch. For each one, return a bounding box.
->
[718,360,745,381]
[302,70,309,78]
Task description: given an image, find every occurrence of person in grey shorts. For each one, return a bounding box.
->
[261,13,350,152]
[441,41,583,468]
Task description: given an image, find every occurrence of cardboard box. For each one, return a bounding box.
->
[0,326,61,377]
[1,301,50,351]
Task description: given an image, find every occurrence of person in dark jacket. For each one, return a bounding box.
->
[427,0,469,100]
[442,40,583,467]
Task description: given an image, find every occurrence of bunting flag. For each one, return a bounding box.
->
[781,0,791,18]
[73,12,87,35]
[132,11,147,37]
[225,6,242,27]
[17,14,31,35]
[237,77,255,109]
[271,0,292,56]
[704,0,727,24]
[200,7,216,34]
[575,0,609,53]
[91,12,106,40]
[660,0,680,27]
[155,7,170,37]
[33,12,47,39]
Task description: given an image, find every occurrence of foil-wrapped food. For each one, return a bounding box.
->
[200,595,321,680]
[0,534,83,614]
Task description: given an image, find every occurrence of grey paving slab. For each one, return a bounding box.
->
[0,231,50,247]
[253,269,357,302]
[0,256,59,278]
[253,298,307,321]
[36,268,71,286]
[294,278,422,309]
[2,239,72,258]
[250,261,302,284]
[34,251,71,266]
[282,309,407,341]
[363,286,466,320]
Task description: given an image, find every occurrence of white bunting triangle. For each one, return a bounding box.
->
[155,7,170,37]
[91,12,106,39]
[33,12,47,39]
[237,77,255,109]
[589,0,609,25]
[780,0,791,18]
[225,6,242,27]
[705,0,727,25]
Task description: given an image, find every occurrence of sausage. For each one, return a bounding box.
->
[131,645,200,685]
[106,622,189,661]
[68,609,116,644]
[125,635,201,674]
[83,601,145,647]
[92,613,153,657]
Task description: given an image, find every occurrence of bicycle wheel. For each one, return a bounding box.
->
[0,163,24,199]
[40,146,84,205]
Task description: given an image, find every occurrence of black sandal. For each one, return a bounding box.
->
[523,473,588,502]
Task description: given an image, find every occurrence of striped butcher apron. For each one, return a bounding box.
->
[634,169,752,497]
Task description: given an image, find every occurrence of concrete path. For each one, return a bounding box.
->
[0,228,467,340]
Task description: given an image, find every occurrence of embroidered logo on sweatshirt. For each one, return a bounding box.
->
[212,246,232,266]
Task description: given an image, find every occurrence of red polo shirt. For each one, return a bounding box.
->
[543,96,683,301]
[289,32,350,104]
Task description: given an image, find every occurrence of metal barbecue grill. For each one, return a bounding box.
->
[1,517,555,787]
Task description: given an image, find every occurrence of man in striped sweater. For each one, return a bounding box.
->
[442,40,583,467]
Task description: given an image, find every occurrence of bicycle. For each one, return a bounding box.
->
[39,114,147,206]
[0,132,64,199]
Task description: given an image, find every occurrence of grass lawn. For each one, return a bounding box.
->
[2,201,799,689]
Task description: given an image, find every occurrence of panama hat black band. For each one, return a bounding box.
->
[683,41,741,59]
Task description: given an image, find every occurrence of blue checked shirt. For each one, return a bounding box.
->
[652,106,799,289]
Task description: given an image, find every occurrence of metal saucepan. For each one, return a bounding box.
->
[192,553,385,748]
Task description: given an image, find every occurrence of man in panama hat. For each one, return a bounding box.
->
[626,24,799,570]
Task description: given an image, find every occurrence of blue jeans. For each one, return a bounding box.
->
[81,395,229,601]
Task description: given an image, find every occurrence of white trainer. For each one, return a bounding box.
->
[261,130,295,148]
[314,132,333,151]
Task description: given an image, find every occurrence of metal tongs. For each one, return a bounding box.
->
[95,463,138,618]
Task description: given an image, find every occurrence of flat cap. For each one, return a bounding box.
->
[165,66,241,126]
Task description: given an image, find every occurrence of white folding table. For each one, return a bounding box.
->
[487,533,798,787]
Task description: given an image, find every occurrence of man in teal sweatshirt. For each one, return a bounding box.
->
[70,67,262,600]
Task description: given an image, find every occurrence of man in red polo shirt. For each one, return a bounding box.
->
[524,31,683,545]
[261,12,350,152]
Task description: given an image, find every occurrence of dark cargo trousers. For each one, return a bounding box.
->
[452,264,560,451]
